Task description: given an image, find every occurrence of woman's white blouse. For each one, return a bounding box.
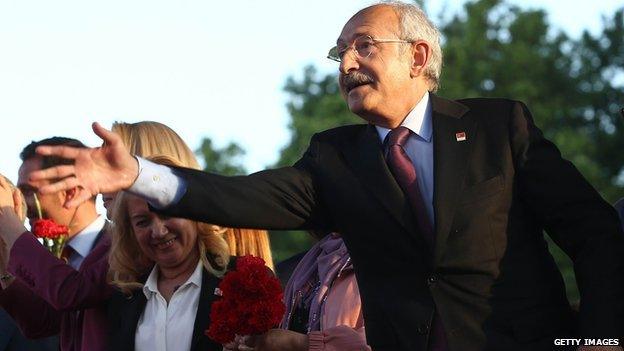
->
[135,261,203,351]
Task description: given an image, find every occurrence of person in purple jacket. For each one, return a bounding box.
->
[0,174,58,351]
[0,137,110,351]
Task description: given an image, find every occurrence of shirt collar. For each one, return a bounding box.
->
[375,91,433,143]
[142,260,203,299]
[66,215,106,260]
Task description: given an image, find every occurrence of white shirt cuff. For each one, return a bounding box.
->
[127,157,188,209]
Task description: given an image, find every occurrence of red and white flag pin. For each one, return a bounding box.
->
[455,131,467,142]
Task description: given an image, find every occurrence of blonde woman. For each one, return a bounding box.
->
[0,121,270,351]
[109,121,274,269]
[107,155,231,351]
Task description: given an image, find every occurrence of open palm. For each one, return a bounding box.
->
[30,122,139,208]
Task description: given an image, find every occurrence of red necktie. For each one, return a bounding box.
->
[384,126,434,246]
[385,126,448,351]
[61,245,74,263]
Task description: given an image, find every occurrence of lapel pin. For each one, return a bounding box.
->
[214,287,223,296]
[455,131,467,142]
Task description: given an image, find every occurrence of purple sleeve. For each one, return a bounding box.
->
[7,232,112,311]
[0,279,61,338]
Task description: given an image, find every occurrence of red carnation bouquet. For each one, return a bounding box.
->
[32,219,69,258]
[206,255,286,344]
[31,194,69,259]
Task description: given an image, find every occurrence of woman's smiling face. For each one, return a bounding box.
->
[127,194,199,269]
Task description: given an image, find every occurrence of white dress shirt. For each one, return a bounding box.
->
[135,260,203,351]
[65,215,106,269]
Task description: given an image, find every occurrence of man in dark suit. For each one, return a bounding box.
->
[29,2,624,351]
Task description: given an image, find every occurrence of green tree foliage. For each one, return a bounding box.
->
[271,0,624,301]
[270,67,357,261]
[196,137,247,176]
[440,0,624,201]
[276,65,358,167]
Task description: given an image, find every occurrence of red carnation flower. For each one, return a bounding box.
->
[32,219,69,239]
[206,255,286,344]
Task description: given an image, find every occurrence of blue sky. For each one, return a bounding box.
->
[1,0,622,185]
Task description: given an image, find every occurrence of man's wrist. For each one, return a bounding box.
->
[127,157,187,209]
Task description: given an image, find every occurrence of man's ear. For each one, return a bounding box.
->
[410,41,431,78]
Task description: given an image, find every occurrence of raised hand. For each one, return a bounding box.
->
[29,122,139,208]
[0,175,27,249]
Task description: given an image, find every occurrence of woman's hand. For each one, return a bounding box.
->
[223,330,308,351]
[0,176,27,250]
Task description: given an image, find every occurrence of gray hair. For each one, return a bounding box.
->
[376,1,443,92]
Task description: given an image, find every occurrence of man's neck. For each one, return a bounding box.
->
[67,204,99,239]
[366,89,429,129]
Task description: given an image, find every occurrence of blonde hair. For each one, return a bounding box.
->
[108,155,230,294]
[112,121,201,170]
[111,121,274,269]
[224,228,274,270]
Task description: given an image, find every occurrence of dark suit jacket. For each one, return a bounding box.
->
[107,263,225,351]
[0,226,110,351]
[614,198,624,232]
[156,95,624,351]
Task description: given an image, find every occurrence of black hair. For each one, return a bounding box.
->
[20,137,86,169]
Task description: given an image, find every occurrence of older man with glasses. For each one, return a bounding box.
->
[26,2,624,351]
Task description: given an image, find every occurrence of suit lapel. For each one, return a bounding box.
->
[190,268,221,351]
[341,124,423,247]
[431,95,474,266]
[116,290,147,351]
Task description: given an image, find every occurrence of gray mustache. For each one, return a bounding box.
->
[341,72,374,90]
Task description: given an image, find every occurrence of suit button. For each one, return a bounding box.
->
[427,274,439,285]
[417,323,429,334]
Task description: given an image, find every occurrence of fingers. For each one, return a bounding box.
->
[0,176,8,190]
[29,165,76,183]
[93,122,121,147]
[223,335,254,351]
[12,190,23,221]
[36,175,80,195]
[65,189,94,209]
[232,335,254,351]
[223,342,238,350]
[0,177,13,207]
[35,145,82,159]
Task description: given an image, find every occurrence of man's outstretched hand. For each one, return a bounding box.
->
[30,122,139,208]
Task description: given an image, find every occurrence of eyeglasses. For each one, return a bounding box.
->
[327,35,413,62]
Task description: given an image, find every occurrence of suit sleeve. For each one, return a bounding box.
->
[0,279,61,338]
[154,134,325,231]
[7,232,112,311]
[510,101,624,338]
